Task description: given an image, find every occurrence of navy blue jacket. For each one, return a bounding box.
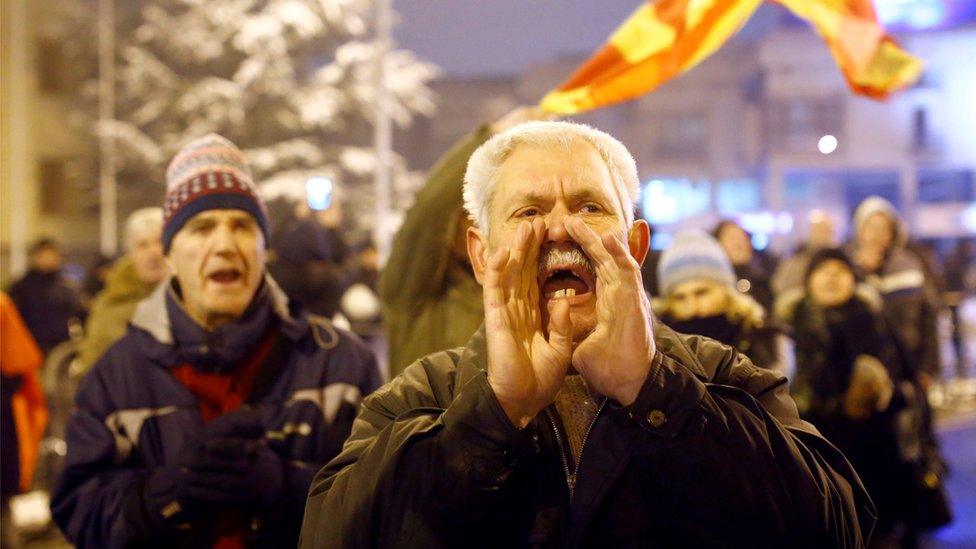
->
[51,276,382,548]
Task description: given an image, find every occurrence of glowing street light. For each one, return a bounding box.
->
[818,134,838,154]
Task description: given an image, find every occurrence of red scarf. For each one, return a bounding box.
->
[170,325,280,548]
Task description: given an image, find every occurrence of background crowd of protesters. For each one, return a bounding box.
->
[1,121,973,547]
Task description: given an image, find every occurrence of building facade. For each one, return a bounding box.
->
[408,8,976,254]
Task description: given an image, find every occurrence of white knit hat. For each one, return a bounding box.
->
[657,229,736,296]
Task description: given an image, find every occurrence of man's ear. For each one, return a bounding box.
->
[466,226,489,285]
[628,219,650,267]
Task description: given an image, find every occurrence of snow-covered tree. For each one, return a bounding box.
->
[44,0,438,241]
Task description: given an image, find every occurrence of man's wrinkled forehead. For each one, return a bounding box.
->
[489,139,622,218]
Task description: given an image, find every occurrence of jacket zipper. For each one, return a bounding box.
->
[545,398,608,501]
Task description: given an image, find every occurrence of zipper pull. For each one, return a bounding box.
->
[567,473,577,501]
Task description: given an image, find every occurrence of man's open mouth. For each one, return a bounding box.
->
[539,263,595,300]
[207,268,243,284]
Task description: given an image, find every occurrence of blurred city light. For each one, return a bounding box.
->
[818,134,838,155]
[963,203,976,234]
[716,179,761,215]
[776,213,795,234]
[739,212,778,235]
[751,232,770,251]
[642,180,679,224]
[641,179,710,224]
[876,0,976,31]
[877,0,944,29]
[305,176,334,211]
[651,232,673,251]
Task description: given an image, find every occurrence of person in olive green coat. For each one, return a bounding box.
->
[381,108,547,376]
[76,208,169,372]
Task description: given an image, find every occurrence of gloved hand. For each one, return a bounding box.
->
[182,438,284,507]
[843,355,893,421]
[141,410,284,530]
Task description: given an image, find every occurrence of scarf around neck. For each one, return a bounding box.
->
[165,281,275,373]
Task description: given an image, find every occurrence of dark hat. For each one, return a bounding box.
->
[162,134,268,251]
[804,247,858,285]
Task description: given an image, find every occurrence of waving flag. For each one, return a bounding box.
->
[777,0,923,99]
[540,0,923,115]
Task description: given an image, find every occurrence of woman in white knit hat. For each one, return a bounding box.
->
[654,229,793,376]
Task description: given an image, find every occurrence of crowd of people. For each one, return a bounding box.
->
[0,117,973,548]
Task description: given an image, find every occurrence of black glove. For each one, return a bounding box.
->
[141,410,283,530]
[185,437,284,507]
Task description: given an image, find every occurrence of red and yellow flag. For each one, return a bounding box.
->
[540,0,923,115]
[777,0,923,99]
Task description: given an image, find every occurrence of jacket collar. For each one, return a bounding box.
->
[130,274,307,368]
[452,317,711,543]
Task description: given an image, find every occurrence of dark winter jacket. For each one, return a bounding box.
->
[785,289,914,528]
[300,323,875,548]
[7,269,85,352]
[658,313,788,375]
[51,276,382,548]
[656,294,792,376]
[867,248,942,376]
[858,247,942,378]
[270,218,351,318]
[785,289,905,419]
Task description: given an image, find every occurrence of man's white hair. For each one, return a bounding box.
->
[124,207,164,251]
[462,121,639,233]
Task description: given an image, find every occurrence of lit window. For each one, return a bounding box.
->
[716,179,761,214]
[918,169,974,203]
[640,179,710,224]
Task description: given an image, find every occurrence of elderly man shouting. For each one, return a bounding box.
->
[300,122,875,547]
[52,135,382,548]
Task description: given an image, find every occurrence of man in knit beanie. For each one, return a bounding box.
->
[52,134,382,547]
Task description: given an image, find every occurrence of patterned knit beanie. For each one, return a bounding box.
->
[657,229,736,296]
[162,134,268,251]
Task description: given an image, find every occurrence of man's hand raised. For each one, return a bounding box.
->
[565,217,656,406]
[483,218,573,428]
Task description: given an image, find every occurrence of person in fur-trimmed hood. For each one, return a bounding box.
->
[848,196,943,385]
[655,229,793,376]
[51,134,382,548]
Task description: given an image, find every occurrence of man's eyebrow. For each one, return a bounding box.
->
[567,188,613,203]
[229,213,256,223]
[186,216,216,228]
[504,186,611,206]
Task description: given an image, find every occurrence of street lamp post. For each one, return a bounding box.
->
[98,0,118,257]
[8,0,30,277]
[373,0,393,265]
